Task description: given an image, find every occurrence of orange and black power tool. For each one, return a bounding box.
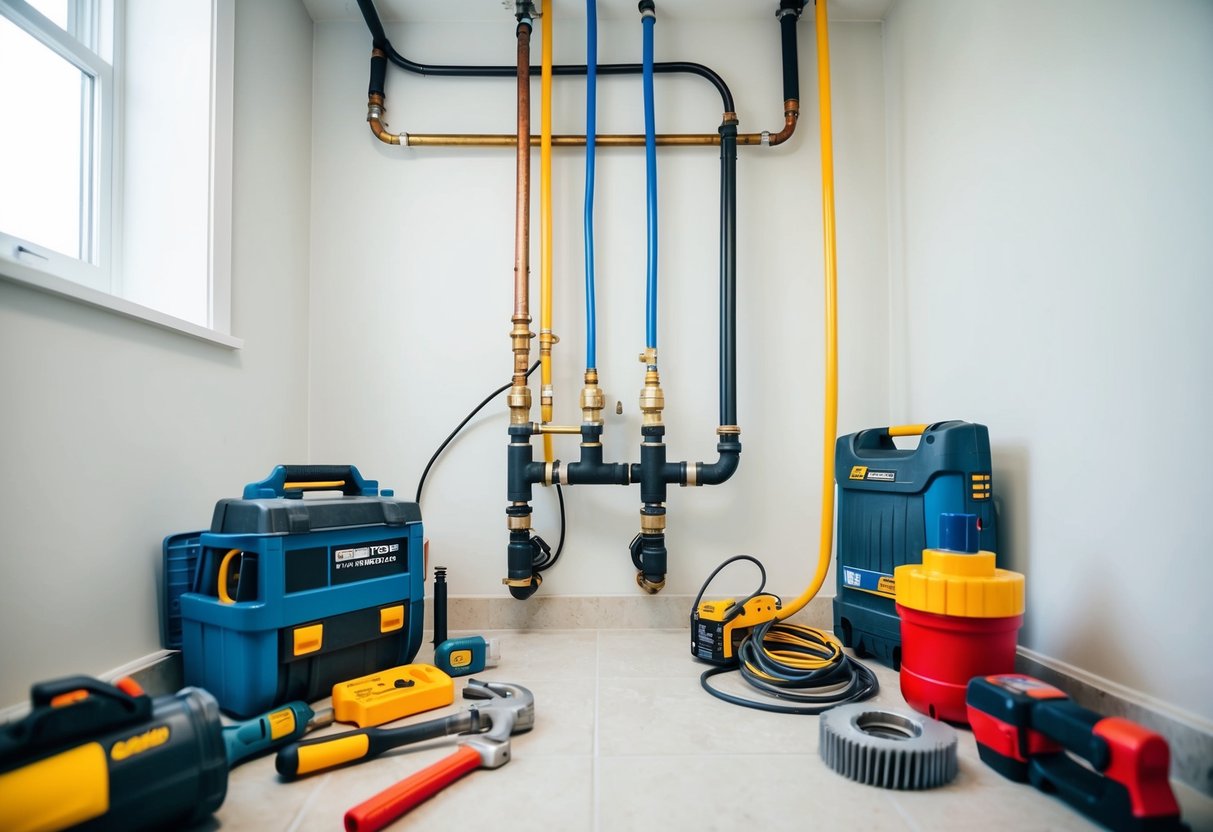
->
[0,676,228,832]
[967,674,1187,832]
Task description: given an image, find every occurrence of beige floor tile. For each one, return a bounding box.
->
[213,630,1213,832]
[417,629,598,681]
[597,753,912,831]
[291,752,592,832]
[598,628,705,678]
[598,675,821,756]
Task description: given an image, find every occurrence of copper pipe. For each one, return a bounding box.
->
[507,20,535,422]
[367,93,399,144]
[766,99,800,146]
[369,124,798,148]
[514,25,531,324]
[366,100,800,148]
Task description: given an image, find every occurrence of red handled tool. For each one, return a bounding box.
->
[342,681,532,832]
[967,674,1187,832]
[345,738,507,832]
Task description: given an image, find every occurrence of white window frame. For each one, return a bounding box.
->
[0,0,113,292]
[0,0,240,349]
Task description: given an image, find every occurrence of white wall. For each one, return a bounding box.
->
[307,14,890,598]
[884,0,1213,722]
[0,0,314,706]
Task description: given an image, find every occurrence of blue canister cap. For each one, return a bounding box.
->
[939,513,979,553]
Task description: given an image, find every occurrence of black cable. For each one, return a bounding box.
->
[413,360,565,573]
[414,360,539,504]
[530,483,565,573]
[693,556,879,715]
[355,0,736,113]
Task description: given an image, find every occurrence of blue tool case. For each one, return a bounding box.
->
[163,465,424,718]
[832,422,997,670]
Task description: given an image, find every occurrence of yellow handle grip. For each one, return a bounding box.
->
[887,424,928,438]
[277,733,370,780]
[216,549,241,605]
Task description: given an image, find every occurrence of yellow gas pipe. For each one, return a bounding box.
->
[539,0,556,463]
[777,0,838,621]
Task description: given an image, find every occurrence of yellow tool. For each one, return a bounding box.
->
[332,664,454,728]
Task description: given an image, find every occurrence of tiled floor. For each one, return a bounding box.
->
[209,629,1213,831]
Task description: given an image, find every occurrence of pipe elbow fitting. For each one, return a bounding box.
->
[508,576,542,600]
[696,434,742,486]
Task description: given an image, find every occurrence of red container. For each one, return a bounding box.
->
[897,604,1022,724]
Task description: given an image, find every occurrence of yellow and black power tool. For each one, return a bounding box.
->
[0,675,228,832]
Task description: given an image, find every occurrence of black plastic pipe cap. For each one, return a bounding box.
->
[638,0,656,13]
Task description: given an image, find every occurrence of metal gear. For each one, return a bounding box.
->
[819,704,959,790]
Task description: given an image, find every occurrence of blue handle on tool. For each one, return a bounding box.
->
[223,701,328,768]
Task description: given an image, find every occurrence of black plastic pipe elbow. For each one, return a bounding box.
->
[507,529,540,600]
[634,529,667,592]
[697,436,742,486]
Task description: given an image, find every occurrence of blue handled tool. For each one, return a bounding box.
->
[223,701,334,768]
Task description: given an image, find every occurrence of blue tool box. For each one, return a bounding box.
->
[164,465,424,718]
[832,422,997,670]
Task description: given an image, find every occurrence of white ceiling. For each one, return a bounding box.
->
[301,0,896,25]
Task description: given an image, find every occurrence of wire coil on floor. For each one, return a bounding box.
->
[696,556,878,715]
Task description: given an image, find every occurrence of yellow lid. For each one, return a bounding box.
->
[894,548,1024,618]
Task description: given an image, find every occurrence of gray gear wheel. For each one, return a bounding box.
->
[819,704,959,790]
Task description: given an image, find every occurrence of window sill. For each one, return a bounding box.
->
[0,258,243,349]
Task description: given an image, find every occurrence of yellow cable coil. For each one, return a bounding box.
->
[778,0,837,621]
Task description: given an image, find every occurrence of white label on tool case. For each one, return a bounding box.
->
[335,543,400,563]
[865,470,896,482]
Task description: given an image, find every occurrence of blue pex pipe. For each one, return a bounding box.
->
[584,0,598,370]
[642,13,657,354]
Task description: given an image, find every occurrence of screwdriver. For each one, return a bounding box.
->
[276,709,479,780]
[223,701,334,768]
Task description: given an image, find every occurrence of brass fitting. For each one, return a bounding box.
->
[509,316,535,424]
[639,368,665,427]
[639,511,666,534]
[717,425,741,435]
[636,572,666,594]
[507,513,532,531]
[503,574,542,588]
[580,369,605,424]
[535,423,581,435]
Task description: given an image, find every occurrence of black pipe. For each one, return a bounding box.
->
[507,427,535,503]
[719,119,738,427]
[697,436,741,486]
[507,528,540,600]
[778,1,801,103]
[432,566,447,645]
[369,52,387,98]
[355,0,736,113]
[563,428,631,485]
[638,426,667,506]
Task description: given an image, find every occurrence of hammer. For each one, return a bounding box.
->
[342,681,533,832]
[276,679,533,781]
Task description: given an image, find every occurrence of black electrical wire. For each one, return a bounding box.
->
[694,556,879,715]
[355,0,736,113]
[413,361,566,572]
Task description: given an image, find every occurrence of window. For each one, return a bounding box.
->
[0,0,114,292]
[0,0,239,347]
